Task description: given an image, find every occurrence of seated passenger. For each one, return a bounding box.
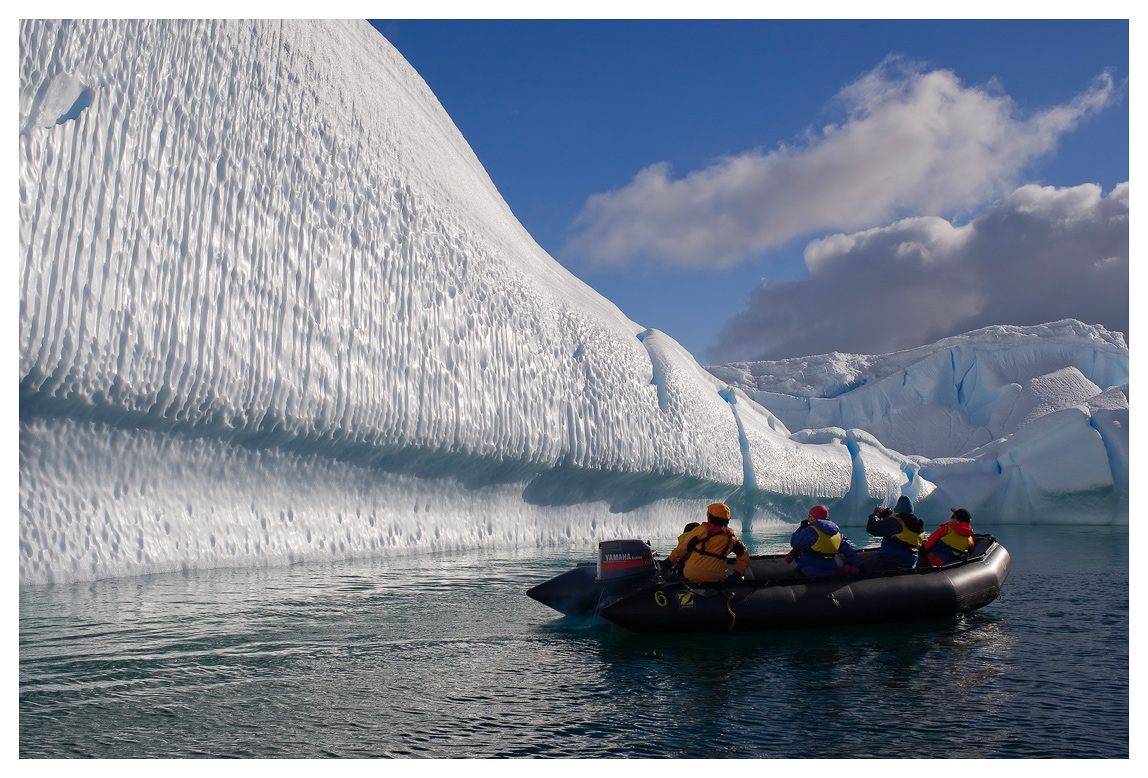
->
[677,522,701,544]
[860,495,926,573]
[785,505,861,577]
[923,508,975,566]
[665,503,749,583]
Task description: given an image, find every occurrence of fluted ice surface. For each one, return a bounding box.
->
[20,20,928,585]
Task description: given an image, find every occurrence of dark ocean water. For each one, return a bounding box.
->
[19,522,1128,758]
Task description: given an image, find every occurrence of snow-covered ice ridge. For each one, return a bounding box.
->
[709,319,1128,525]
[17,21,1121,585]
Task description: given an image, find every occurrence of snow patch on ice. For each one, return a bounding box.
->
[21,71,94,134]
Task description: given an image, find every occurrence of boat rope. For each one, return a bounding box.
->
[726,592,737,631]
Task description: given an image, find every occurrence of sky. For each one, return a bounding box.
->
[371,16,1130,364]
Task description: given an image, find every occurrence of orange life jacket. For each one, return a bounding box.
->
[669,522,748,582]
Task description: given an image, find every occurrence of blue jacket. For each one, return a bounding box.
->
[866,512,925,567]
[790,519,861,577]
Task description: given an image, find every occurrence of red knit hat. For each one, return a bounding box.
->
[808,505,829,521]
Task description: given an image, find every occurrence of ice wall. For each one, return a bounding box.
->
[19,20,924,585]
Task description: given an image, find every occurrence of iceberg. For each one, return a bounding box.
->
[708,319,1129,525]
[18,20,1125,586]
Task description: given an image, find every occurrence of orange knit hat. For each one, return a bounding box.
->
[707,502,731,520]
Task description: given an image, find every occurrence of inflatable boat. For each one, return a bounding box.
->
[528,535,1010,633]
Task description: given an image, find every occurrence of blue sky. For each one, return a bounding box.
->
[371,17,1129,363]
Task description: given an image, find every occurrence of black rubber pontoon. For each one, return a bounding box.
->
[528,535,1011,634]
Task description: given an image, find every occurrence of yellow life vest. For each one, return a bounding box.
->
[892,515,926,549]
[809,524,842,557]
[941,526,974,553]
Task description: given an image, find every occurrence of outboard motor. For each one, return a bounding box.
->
[596,539,657,590]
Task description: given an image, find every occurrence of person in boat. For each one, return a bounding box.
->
[664,503,749,583]
[785,505,861,577]
[860,495,926,573]
[923,508,975,567]
[677,522,701,544]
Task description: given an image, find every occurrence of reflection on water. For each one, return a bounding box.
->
[20,523,1127,758]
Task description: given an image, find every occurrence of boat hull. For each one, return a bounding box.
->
[525,563,602,618]
[530,535,1011,634]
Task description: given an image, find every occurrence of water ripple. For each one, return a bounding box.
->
[20,525,1128,757]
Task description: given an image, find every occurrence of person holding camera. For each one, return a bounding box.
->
[861,495,926,573]
[785,505,861,577]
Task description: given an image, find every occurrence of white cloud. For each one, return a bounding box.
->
[706,182,1129,362]
[564,58,1117,270]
